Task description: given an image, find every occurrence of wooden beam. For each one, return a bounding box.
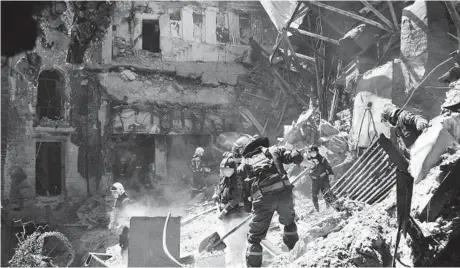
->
[361,0,395,30]
[293,51,315,62]
[445,1,460,31]
[306,1,393,32]
[293,4,310,22]
[387,1,400,30]
[249,38,311,107]
[309,6,345,35]
[288,27,339,45]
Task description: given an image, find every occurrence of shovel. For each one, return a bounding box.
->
[198,213,254,253]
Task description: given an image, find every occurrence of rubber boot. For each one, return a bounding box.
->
[283,223,299,250]
[246,243,263,267]
[312,197,320,212]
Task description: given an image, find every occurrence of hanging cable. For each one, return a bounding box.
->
[163,212,185,268]
[401,57,454,110]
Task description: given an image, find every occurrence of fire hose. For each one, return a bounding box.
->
[163,212,185,267]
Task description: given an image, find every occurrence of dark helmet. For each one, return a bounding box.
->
[232,135,255,158]
[242,137,270,156]
[381,103,400,125]
[308,145,319,152]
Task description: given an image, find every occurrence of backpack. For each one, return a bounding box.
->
[243,147,283,192]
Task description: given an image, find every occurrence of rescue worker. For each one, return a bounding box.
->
[216,154,249,267]
[306,145,335,212]
[108,182,132,254]
[190,147,206,192]
[236,136,303,267]
[381,104,429,158]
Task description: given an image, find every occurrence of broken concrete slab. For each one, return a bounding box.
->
[120,70,137,81]
[431,112,460,142]
[319,120,339,137]
[339,24,383,60]
[409,122,459,184]
[97,72,236,107]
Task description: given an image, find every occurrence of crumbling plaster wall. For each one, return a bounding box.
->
[111,1,275,63]
[2,38,109,204]
[97,69,239,134]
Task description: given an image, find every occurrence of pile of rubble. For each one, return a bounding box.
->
[268,196,397,267]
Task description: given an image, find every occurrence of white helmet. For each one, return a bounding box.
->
[195,147,204,156]
[110,182,125,195]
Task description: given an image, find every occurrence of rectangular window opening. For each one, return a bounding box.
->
[36,142,63,197]
[142,20,161,53]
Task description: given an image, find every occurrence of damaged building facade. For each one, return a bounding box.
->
[1,1,283,207]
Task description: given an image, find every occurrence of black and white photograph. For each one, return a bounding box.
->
[1,0,460,267]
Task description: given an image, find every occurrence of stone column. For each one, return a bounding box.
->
[155,135,168,183]
[101,23,113,64]
[181,6,194,41]
[205,7,218,44]
[228,11,240,44]
[159,14,171,37]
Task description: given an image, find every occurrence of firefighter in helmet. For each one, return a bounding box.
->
[215,152,249,267]
[109,182,132,253]
[381,103,429,158]
[306,145,336,212]
[237,136,303,267]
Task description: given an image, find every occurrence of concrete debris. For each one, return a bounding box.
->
[319,120,340,137]
[442,88,460,109]
[76,195,112,228]
[412,144,460,216]
[319,132,349,154]
[270,196,395,268]
[409,122,459,184]
[431,112,460,141]
[120,70,137,81]
[336,109,352,132]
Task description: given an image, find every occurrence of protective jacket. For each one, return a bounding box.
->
[239,146,302,199]
[307,155,333,179]
[241,145,302,267]
[394,110,427,149]
[218,157,245,215]
[111,193,131,228]
[191,155,203,173]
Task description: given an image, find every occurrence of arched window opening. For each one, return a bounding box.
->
[37,70,64,120]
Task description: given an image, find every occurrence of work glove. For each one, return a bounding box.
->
[329,174,335,181]
[416,120,429,131]
[290,150,304,165]
[218,208,228,220]
[237,163,249,174]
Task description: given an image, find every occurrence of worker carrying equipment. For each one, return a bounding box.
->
[237,136,303,267]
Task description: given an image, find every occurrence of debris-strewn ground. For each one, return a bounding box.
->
[270,196,398,268]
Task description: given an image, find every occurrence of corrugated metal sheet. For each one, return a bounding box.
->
[259,0,304,31]
[331,139,397,205]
